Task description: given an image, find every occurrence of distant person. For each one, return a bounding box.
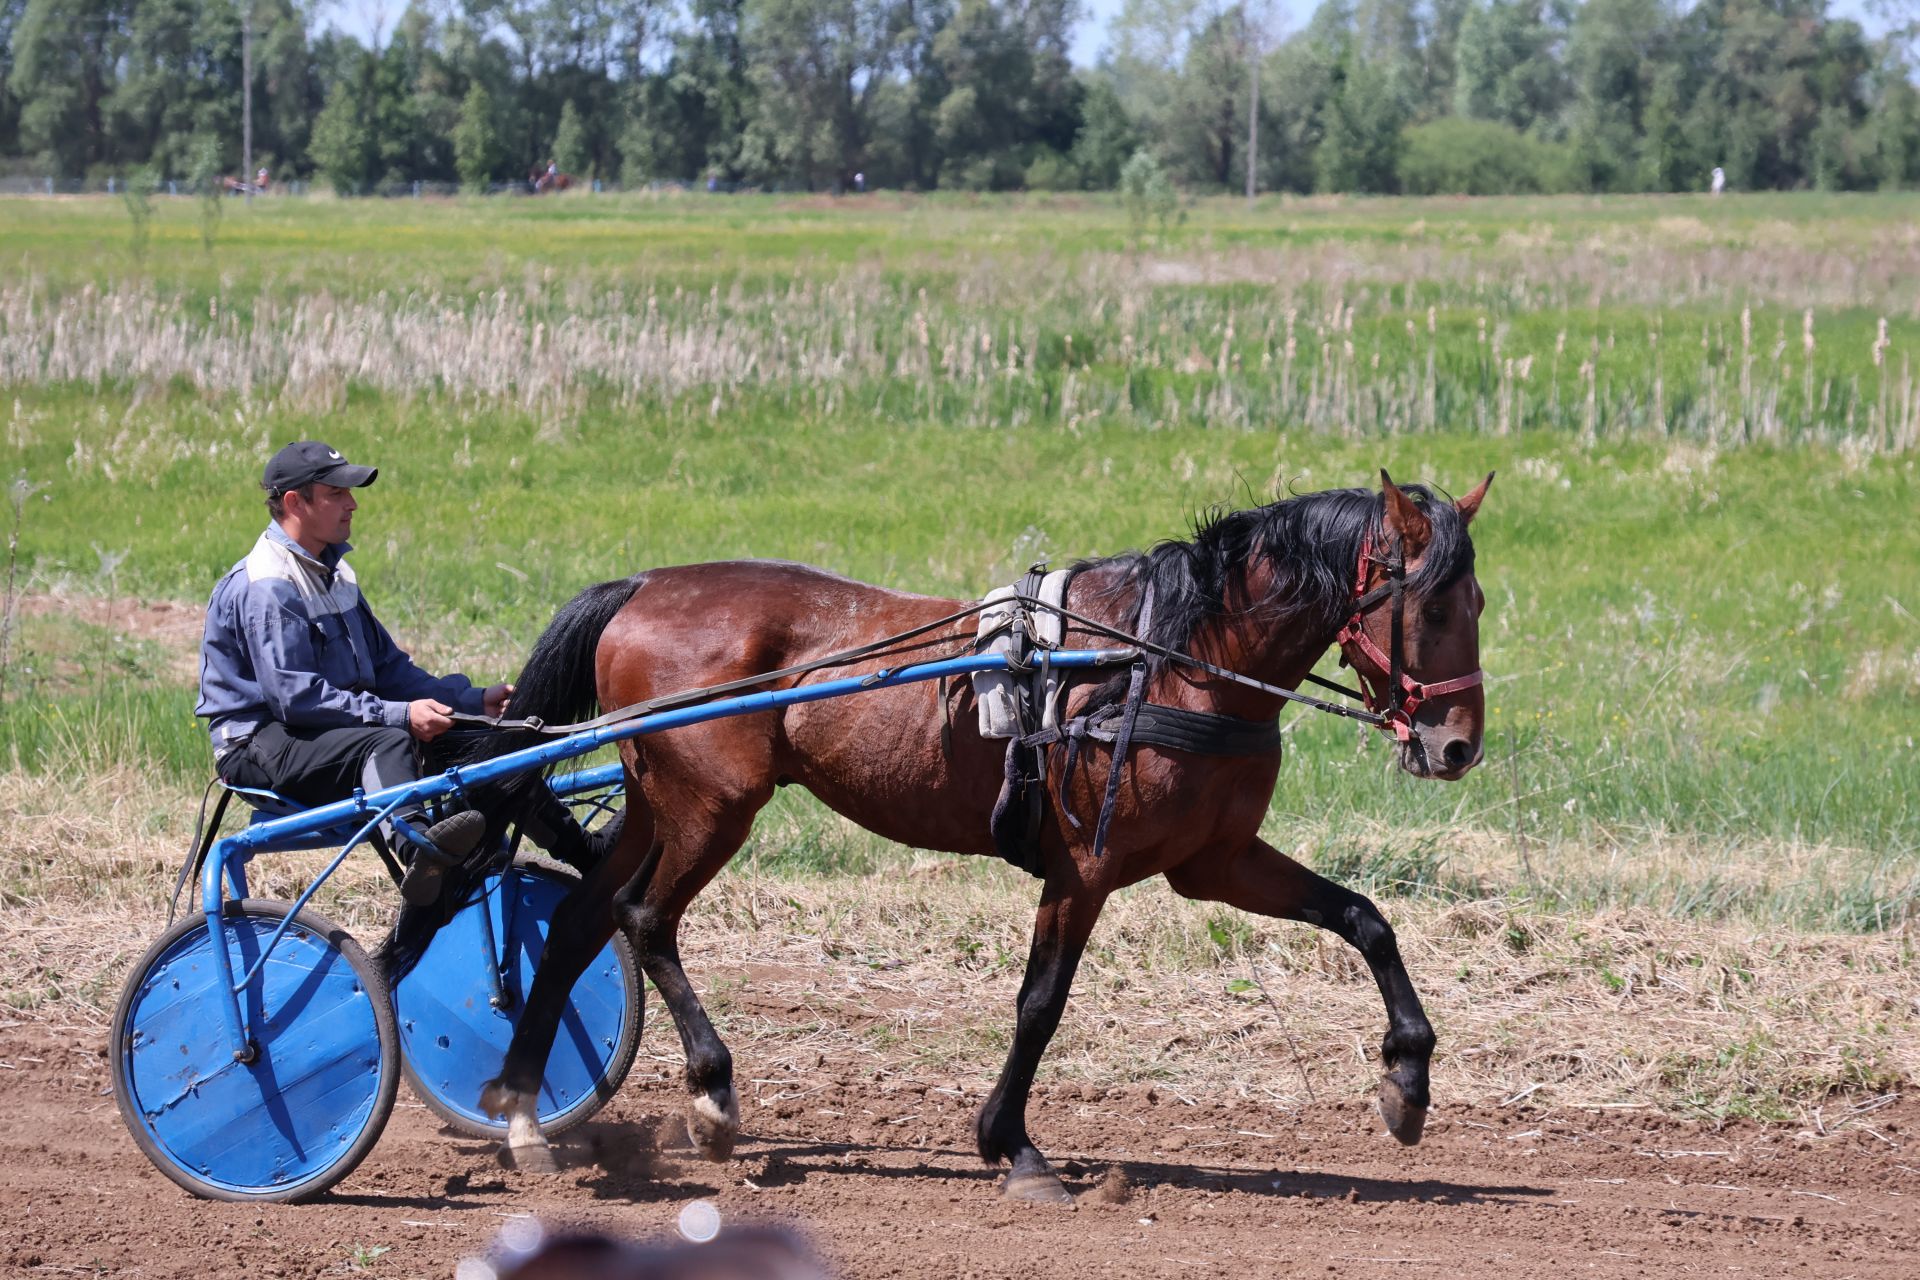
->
[1710,166,1726,196]
[853,171,865,194]
[197,441,514,905]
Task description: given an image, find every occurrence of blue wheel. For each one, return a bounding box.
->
[394,860,641,1139]
[111,900,399,1203]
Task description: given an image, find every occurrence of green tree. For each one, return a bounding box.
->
[1071,74,1140,189]
[122,164,155,262]
[739,0,901,190]
[0,0,24,156]
[1453,0,1569,132]
[191,132,224,251]
[1256,7,1346,194]
[1165,5,1252,190]
[109,0,241,178]
[552,98,590,176]
[9,0,130,175]
[1565,0,1666,190]
[1810,102,1855,190]
[1399,115,1573,192]
[1639,63,1688,191]
[1867,58,1920,189]
[453,81,500,192]
[309,75,371,195]
[1316,56,1405,192]
[1118,146,1179,236]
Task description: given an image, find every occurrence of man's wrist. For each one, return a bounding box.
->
[381,700,411,729]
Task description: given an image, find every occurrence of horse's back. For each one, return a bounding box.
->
[596,559,1002,854]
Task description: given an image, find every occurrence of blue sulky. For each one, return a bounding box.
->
[113,650,1130,1202]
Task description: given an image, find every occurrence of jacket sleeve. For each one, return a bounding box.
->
[241,582,412,729]
[364,604,486,715]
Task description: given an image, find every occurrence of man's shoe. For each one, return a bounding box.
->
[398,810,488,907]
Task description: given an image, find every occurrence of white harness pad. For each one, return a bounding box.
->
[973,569,1074,739]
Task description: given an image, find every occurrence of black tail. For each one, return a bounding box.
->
[503,573,645,740]
[380,574,643,983]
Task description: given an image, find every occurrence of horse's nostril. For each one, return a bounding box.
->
[1442,738,1475,770]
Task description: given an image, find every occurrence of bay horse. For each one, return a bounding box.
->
[470,472,1492,1202]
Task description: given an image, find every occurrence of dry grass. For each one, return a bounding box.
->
[5,276,1915,452]
[4,767,1911,1126]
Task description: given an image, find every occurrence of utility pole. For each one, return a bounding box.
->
[1246,6,1260,204]
[242,5,254,203]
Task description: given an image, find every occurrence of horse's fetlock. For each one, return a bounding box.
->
[1383,1018,1435,1063]
[687,1045,733,1093]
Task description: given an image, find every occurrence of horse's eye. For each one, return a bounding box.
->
[1422,605,1450,626]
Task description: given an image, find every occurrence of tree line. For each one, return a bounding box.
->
[2,0,1916,196]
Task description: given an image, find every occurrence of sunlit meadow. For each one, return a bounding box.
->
[2,190,1916,933]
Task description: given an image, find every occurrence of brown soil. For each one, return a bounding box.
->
[10,593,204,645]
[4,1021,1913,1280]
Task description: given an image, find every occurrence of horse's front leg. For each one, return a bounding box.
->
[975,880,1109,1203]
[1166,837,1435,1145]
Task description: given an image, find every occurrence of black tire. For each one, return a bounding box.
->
[111,899,400,1203]
[397,858,643,1140]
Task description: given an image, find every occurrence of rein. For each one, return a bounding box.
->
[457,532,1479,743]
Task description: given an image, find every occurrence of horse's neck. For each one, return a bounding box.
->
[1163,561,1339,721]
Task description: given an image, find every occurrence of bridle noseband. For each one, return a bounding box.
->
[1334,532,1484,743]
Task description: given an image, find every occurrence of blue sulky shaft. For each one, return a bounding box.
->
[198,648,1135,1058]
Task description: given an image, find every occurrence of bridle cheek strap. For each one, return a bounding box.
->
[1335,534,1485,742]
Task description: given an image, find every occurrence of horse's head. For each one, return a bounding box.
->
[1339,471,1492,782]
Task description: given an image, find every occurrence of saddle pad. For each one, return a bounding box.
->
[973,568,1073,739]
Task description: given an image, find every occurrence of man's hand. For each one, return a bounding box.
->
[483,682,514,719]
[408,698,455,741]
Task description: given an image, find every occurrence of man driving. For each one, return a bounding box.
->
[197,441,512,905]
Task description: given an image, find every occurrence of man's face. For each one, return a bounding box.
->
[288,483,358,546]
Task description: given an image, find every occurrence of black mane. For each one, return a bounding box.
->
[1071,483,1476,708]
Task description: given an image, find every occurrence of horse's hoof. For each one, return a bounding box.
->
[1003,1169,1075,1204]
[686,1090,740,1163]
[1376,1078,1428,1146]
[500,1141,560,1175]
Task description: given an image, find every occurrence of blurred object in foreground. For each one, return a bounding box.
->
[488,1226,826,1280]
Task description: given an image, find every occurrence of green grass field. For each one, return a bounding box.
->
[3,191,1916,933]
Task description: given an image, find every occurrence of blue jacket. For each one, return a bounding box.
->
[196,523,485,760]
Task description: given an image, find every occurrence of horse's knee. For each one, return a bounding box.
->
[1341,894,1400,957]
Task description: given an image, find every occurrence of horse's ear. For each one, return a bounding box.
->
[1380,469,1433,558]
[1456,471,1495,525]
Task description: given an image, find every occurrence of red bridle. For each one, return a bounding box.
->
[1334,533,1484,742]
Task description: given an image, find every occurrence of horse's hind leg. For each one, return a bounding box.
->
[974,881,1108,1203]
[481,801,658,1173]
[615,793,769,1163]
[1166,837,1435,1145]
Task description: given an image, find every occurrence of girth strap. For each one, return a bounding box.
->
[1023,699,1282,856]
[1027,700,1280,761]
[1089,586,1154,862]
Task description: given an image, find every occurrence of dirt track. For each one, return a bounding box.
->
[5,1021,1914,1280]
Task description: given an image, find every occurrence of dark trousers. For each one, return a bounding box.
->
[220,722,593,866]
[220,722,430,817]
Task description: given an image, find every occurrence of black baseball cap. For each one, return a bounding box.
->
[262,441,378,495]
